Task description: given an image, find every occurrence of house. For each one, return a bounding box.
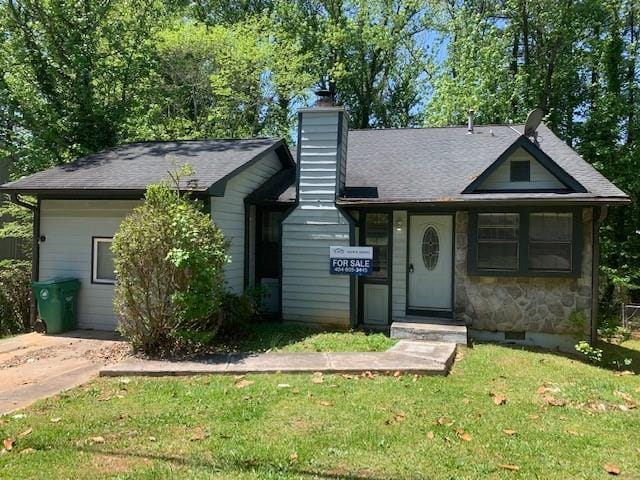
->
[0,101,630,350]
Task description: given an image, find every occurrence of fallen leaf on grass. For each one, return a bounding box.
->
[311,373,324,384]
[318,401,333,407]
[190,430,208,442]
[393,371,401,377]
[491,393,507,406]
[613,370,634,376]
[89,436,105,444]
[3,438,14,451]
[436,417,454,426]
[394,412,407,423]
[498,464,520,472]
[528,414,540,420]
[234,379,254,389]
[20,448,35,454]
[455,429,472,442]
[277,383,291,389]
[536,385,560,395]
[386,412,407,425]
[289,452,298,463]
[50,417,61,423]
[19,428,32,437]
[426,431,435,440]
[566,430,580,436]
[604,464,621,475]
[542,396,566,407]
[502,429,517,436]
[148,436,157,442]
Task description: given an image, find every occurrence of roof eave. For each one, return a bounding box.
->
[0,187,209,199]
[337,196,631,208]
[206,138,293,197]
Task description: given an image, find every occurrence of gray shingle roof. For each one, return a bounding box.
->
[335,123,628,204]
[1,139,288,195]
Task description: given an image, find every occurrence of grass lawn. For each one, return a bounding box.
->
[216,323,397,353]
[1,341,639,479]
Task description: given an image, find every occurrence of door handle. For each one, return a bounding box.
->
[409,263,414,273]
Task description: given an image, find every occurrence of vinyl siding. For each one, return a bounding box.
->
[282,109,351,326]
[392,210,407,318]
[37,151,284,330]
[479,147,565,190]
[210,151,283,293]
[39,200,141,330]
[337,113,348,196]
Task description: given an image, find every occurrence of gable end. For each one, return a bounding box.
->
[462,136,588,194]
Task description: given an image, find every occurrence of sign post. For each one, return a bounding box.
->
[329,246,373,276]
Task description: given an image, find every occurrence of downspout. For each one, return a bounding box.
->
[591,206,607,344]
[9,193,39,328]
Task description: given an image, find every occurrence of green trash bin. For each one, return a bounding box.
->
[32,278,81,334]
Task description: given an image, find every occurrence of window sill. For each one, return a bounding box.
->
[467,269,579,278]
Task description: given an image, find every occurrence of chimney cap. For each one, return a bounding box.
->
[314,77,336,107]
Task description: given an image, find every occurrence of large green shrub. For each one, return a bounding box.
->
[0,260,31,336]
[112,169,228,354]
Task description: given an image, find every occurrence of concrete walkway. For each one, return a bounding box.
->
[0,331,129,414]
[100,340,456,377]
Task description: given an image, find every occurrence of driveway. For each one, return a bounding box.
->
[0,330,130,414]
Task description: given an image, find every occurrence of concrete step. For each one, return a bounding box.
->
[390,321,467,345]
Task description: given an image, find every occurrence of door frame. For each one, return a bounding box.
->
[357,210,393,326]
[406,212,455,318]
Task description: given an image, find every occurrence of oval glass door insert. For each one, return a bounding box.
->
[422,226,439,271]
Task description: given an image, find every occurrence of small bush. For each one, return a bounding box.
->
[219,287,265,339]
[112,167,228,354]
[0,260,31,336]
[598,316,631,344]
[575,340,603,364]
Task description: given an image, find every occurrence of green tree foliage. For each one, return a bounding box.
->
[126,18,313,141]
[192,0,432,128]
[427,0,640,303]
[0,0,174,173]
[112,166,228,354]
[0,0,638,308]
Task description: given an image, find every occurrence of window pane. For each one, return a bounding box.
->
[478,213,519,241]
[529,243,571,271]
[261,211,282,242]
[365,214,389,278]
[510,160,531,182]
[478,243,518,270]
[96,240,115,281]
[529,213,572,242]
[528,213,573,272]
[476,213,519,271]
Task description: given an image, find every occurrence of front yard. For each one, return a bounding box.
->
[1,339,639,479]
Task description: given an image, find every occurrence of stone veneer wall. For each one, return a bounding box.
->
[454,209,593,336]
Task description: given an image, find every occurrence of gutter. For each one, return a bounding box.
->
[590,205,608,344]
[337,197,632,208]
[8,193,40,328]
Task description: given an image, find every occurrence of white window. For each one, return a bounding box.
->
[92,237,116,284]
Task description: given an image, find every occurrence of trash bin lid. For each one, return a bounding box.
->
[32,277,81,287]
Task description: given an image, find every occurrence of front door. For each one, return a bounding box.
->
[408,215,453,313]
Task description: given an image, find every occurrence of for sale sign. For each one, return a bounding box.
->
[329,246,373,276]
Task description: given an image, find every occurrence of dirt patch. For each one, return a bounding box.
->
[79,343,131,364]
[0,346,69,369]
[91,453,150,474]
[0,341,131,370]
